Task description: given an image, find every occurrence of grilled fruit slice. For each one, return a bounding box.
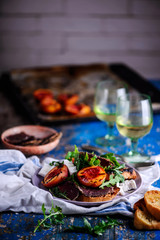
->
[42,164,69,188]
[77,166,106,188]
[65,103,91,115]
[40,99,62,114]
[58,93,79,105]
[33,88,53,101]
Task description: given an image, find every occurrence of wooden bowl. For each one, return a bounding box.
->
[1,125,62,155]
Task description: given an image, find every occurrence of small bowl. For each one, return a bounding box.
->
[1,125,62,155]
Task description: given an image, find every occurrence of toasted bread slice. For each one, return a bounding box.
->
[144,190,160,221]
[134,198,160,230]
[121,167,137,180]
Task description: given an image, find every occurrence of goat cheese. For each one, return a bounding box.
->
[117,180,137,195]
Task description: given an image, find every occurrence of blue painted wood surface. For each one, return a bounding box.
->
[0,81,160,240]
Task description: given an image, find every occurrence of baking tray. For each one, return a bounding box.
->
[1,63,160,125]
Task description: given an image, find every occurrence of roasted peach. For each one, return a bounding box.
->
[65,104,80,115]
[40,97,62,114]
[77,166,106,188]
[65,103,91,115]
[78,103,91,115]
[33,89,53,101]
[40,97,57,107]
[41,102,62,114]
[58,93,79,105]
[42,164,69,188]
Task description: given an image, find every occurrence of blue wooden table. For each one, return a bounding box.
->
[0,81,160,240]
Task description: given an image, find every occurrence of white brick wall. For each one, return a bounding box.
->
[0,0,160,79]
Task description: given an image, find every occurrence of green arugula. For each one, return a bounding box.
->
[101,153,120,167]
[66,216,121,236]
[49,188,71,200]
[49,161,64,167]
[34,204,121,236]
[65,145,100,171]
[100,153,125,189]
[33,202,65,233]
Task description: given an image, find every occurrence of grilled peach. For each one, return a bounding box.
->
[78,103,91,115]
[77,166,106,188]
[40,96,57,107]
[33,89,53,101]
[42,164,69,188]
[58,93,79,105]
[40,100,62,114]
[65,103,91,115]
[65,104,80,115]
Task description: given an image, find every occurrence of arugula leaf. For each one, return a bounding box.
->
[34,202,65,233]
[49,161,64,167]
[49,188,71,200]
[89,155,100,166]
[101,153,121,167]
[65,145,81,170]
[66,216,121,236]
[65,145,100,171]
[34,203,121,236]
[99,153,125,188]
[100,174,124,188]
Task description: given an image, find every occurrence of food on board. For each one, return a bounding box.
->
[58,93,79,106]
[40,98,62,114]
[33,88,53,101]
[33,89,91,116]
[65,103,91,115]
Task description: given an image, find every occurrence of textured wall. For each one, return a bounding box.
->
[0,0,160,78]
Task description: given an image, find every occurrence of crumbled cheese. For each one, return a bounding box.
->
[38,163,53,177]
[63,160,77,175]
[117,180,137,196]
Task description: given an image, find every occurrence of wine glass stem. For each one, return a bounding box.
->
[105,122,114,140]
[129,139,138,156]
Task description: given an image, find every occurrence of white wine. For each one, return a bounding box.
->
[116,121,153,139]
[94,105,116,123]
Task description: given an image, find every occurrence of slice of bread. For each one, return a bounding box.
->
[144,190,160,221]
[134,197,160,230]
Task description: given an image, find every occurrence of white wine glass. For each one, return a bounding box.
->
[116,93,153,163]
[93,78,127,146]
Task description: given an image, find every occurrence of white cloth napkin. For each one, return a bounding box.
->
[0,149,159,217]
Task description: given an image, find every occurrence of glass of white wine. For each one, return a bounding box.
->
[93,78,127,146]
[116,93,153,163]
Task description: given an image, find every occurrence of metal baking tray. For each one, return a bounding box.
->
[1,63,160,125]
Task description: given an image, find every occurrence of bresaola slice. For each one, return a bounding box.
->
[79,152,114,168]
[77,185,117,197]
[55,181,79,200]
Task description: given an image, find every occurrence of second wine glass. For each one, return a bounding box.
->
[116,93,153,163]
[93,78,126,146]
